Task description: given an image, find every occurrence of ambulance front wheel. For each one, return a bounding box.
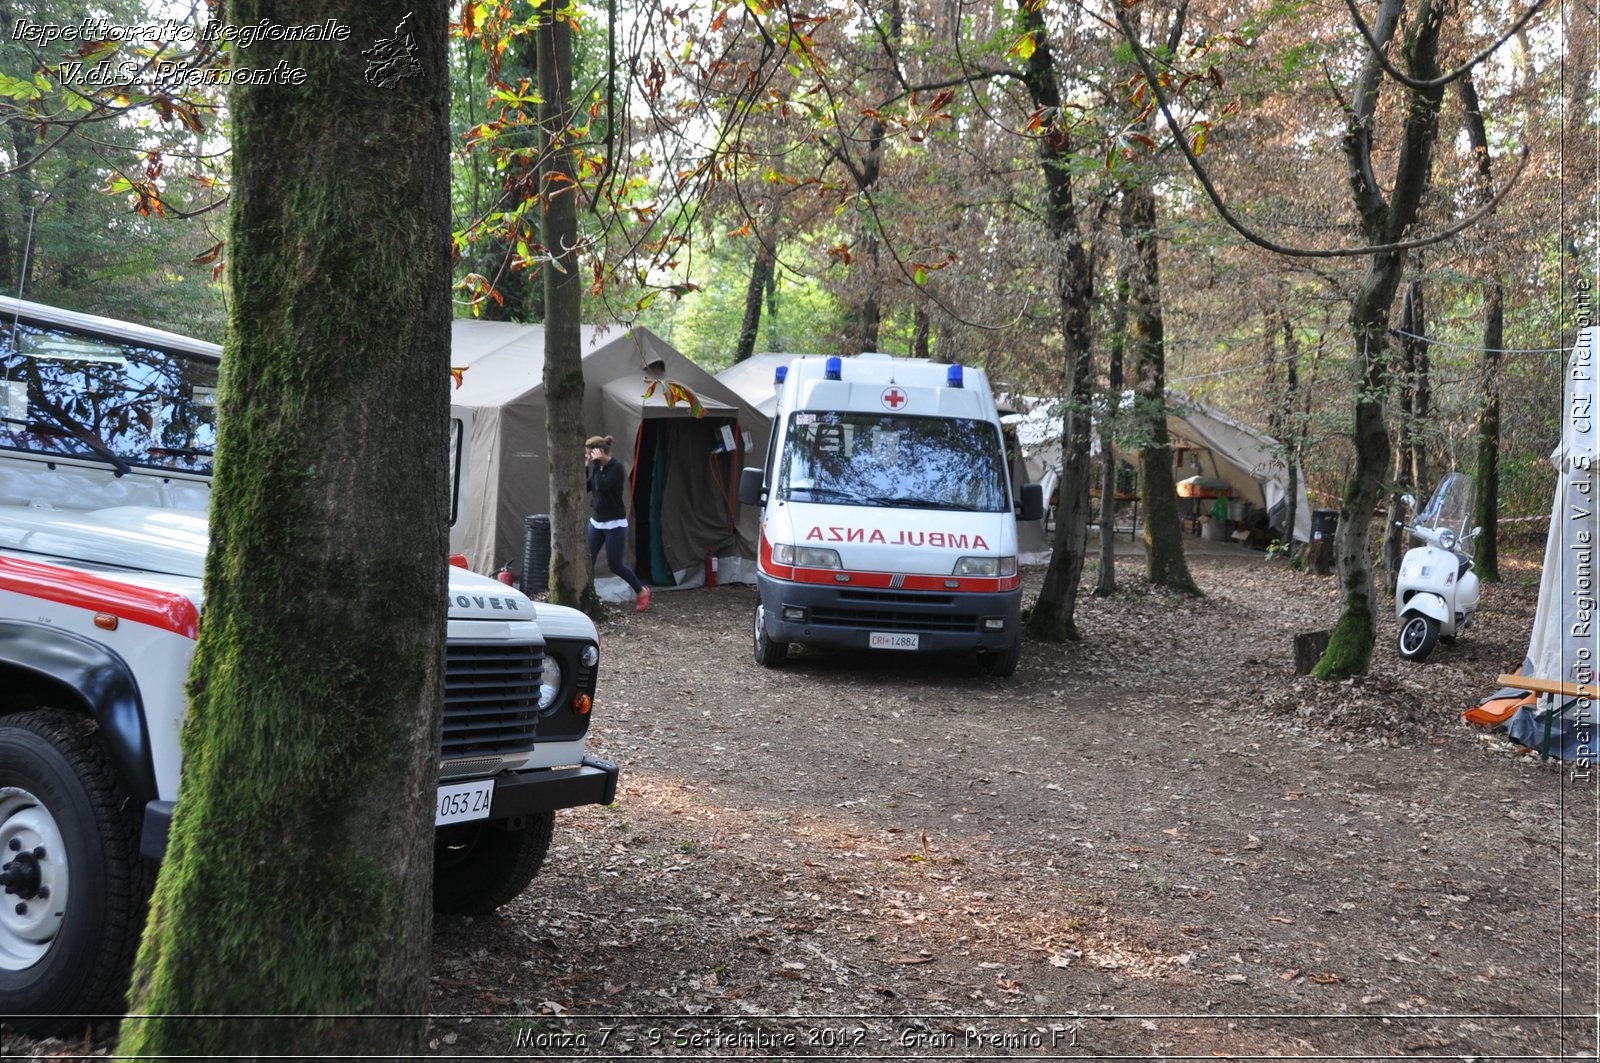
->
[753,602,789,667]
[978,640,1020,677]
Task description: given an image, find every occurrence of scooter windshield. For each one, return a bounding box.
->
[1419,472,1477,548]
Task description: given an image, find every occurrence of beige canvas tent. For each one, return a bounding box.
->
[1008,391,1312,543]
[714,353,803,419]
[450,321,770,592]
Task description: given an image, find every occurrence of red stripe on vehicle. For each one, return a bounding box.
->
[757,533,1018,592]
[0,555,199,639]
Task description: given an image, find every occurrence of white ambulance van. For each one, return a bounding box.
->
[738,353,1043,675]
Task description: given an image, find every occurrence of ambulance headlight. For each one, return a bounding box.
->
[954,555,1017,577]
[773,544,842,568]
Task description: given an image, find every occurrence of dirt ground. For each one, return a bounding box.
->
[11,547,1598,1059]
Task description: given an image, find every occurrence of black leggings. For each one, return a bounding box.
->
[588,523,644,593]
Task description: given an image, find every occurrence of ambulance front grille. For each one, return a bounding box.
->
[808,605,980,633]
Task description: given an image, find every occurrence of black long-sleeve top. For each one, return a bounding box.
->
[587,459,629,523]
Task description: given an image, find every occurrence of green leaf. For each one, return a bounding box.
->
[0,73,42,101]
[914,265,928,286]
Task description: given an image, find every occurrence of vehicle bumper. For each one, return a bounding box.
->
[140,754,620,861]
[757,573,1021,654]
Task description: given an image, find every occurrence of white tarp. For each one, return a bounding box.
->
[1501,327,1599,762]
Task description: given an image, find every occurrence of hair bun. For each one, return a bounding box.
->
[604,435,614,446]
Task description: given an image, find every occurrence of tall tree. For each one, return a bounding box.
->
[1124,181,1200,596]
[1313,0,1448,680]
[1460,73,1502,582]
[119,1,451,1055]
[1017,0,1097,642]
[1096,252,1129,598]
[536,1,594,609]
[734,224,777,363]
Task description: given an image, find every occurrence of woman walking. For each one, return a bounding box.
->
[584,434,650,611]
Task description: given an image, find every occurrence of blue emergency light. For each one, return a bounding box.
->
[825,356,842,380]
[947,364,964,388]
[774,365,788,385]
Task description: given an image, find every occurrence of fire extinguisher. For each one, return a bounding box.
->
[493,562,515,586]
[704,551,718,589]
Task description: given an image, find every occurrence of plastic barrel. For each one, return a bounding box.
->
[522,514,552,595]
[1310,509,1339,542]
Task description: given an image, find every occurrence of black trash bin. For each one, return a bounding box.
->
[1309,508,1338,576]
[522,514,551,595]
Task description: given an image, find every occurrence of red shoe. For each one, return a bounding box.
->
[635,587,652,612]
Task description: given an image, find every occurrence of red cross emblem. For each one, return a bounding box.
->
[881,387,907,410]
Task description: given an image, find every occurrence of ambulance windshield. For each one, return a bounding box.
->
[778,411,1009,512]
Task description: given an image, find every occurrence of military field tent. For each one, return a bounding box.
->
[1470,327,1598,762]
[714,353,798,419]
[450,320,770,594]
[1007,391,1312,543]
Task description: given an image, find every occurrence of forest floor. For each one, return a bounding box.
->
[10,543,1598,1060]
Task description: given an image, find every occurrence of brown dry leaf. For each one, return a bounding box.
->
[892,955,936,965]
[778,970,804,980]
[1280,969,1302,981]
[1162,828,1185,838]
[1268,916,1294,924]
[1309,973,1343,984]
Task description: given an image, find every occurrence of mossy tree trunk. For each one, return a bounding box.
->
[1123,185,1200,596]
[1461,73,1501,581]
[1018,0,1095,642]
[118,2,451,1054]
[1313,0,1447,680]
[538,5,597,610]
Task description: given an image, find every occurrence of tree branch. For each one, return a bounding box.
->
[1112,3,1529,259]
[1338,0,1550,90]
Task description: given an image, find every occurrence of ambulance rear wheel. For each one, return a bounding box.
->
[753,602,788,667]
[978,640,1020,677]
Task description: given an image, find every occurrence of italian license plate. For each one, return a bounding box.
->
[869,632,919,651]
[436,778,495,826]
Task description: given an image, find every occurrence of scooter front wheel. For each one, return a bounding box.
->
[1397,614,1441,661]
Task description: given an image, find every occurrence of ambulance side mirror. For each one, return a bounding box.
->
[1018,483,1045,522]
[738,467,765,506]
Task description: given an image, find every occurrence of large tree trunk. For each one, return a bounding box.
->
[118,2,450,1054]
[1018,0,1094,642]
[1123,185,1199,596]
[1313,0,1446,680]
[734,230,776,364]
[1460,74,1501,582]
[538,4,596,609]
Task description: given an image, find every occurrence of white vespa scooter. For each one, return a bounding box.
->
[1395,471,1481,662]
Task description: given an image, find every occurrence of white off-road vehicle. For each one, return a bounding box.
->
[0,296,617,1030]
